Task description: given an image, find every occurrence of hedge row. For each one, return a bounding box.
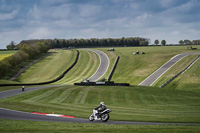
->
[21,37,149,49]
[0,43,49,79]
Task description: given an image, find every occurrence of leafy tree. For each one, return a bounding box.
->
[6,41,16,50]
[154,40,159,45]
[179,40,184,45]
[0,41,50,79]
[184,40,192,49]
[140,41,148,46]
[192,40,200,45]
[184,40,192,45]
[0,60,11,77]
[161,40,166,46]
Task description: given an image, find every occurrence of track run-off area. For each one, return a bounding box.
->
[0,49,200,125]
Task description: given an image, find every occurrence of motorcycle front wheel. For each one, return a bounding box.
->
[101,113,109,122]
[89,115,94,121]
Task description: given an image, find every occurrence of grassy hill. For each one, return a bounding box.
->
[16,49,76,83]
[153,54,200,90]
[15,49,99,85]
[167,57,200,91]
[53,49,100,85]
[97,46,200,88]
[4,46,199,87]
[0,85,200,123]
[1,46,200,132]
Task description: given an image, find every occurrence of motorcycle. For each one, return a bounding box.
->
[89,109,112,122]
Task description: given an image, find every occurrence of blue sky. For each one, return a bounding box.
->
[0,0,200,49]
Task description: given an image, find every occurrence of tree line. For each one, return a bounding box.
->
[153,39,200,45]
[179,40,200,45]
[0,42,49,79]
[20,37,149,49]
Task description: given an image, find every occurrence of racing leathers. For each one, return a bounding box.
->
[95,104,107,118]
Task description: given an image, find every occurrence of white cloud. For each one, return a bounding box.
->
[27,27,52,39]
[79,4,101,17]
[159,0,178,8]
[171,31,180,35]
[53,19,72,28]
[0,9,18,21]
[0,29,27,48]
[0,0,200,49]
[28,4,71,20]
[135,13,152,23]
[41,0,69,5]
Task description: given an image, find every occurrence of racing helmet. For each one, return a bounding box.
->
[100,101,104,105]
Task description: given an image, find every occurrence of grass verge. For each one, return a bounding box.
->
[164,57,200,91]
[0,119,200,133]
[153,55,200,89]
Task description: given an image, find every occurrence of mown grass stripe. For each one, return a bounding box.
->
[1,85,200,123]
[55,50,88,84]
[74,87,91,104]
[61,87,82,104]
[23,89,58,102]
[17,50,75,83]
[56,49,100,84]
[67,51,99,83]
[65,50,93,83]
[50,86,79,103]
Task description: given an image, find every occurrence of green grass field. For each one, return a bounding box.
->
[54,49,100,85]
[153,54,200,90]
[1,46,200,132]
[1,119,199,133]
[165,57,200,91]
[97,46,200,86]
[1,85,200,123]
[16,49,100,85]
[16,50,76,83]
[0,50,17,60]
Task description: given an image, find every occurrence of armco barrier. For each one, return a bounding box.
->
[0,50,80,86]
[160,55,200,88]
[107,56,120,81]
[74,81,129,86]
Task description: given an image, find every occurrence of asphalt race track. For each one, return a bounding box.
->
[1,107,200,125]
[0,85,63,99]
[139,52,200,86]
[88,49,109,82]
[0,50,200,125]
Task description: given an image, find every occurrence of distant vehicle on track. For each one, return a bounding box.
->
[107,48,115,51]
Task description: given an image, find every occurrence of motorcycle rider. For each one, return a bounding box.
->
[95,101,107,118]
